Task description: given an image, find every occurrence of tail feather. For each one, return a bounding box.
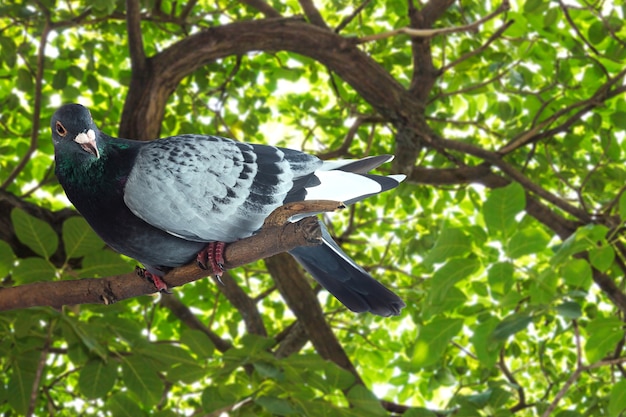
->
[289,222,404,316]
[320,155,394,174]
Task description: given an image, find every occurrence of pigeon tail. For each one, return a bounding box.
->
[289,222,404,317]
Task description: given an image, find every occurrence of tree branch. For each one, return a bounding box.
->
[0,201,343,311]
[356,1,509,44]
[0,20,50,190]
[298,0,329,29]
[126,0,147,74]
[238,0,281,18]
[159,295,233,352]
[210,272,268,336]
[265,253,364,384]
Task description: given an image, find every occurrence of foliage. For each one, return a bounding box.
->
[1,0,626,416]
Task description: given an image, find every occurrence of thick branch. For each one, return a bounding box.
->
[126,0,147,73]
[0,201,342,311]
[210,272,268,337]
[298,0,329,29]
[159,295,233,352]
[265,253,364,384]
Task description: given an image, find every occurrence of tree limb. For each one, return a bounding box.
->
[356,1,509,44]
[125,0,147,74]
[0,20,50,190]
[159,295,233,352]
[0,201,343,311]
[265,253,364,384]
[298,0,329,29]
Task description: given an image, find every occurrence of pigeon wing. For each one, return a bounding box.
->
[123,135,321,242]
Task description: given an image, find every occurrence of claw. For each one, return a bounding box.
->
[136,266,171,294]
[196,242,226,283]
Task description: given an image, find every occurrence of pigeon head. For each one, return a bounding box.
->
[51,104,100,160]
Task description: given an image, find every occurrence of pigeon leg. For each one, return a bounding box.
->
[136,266,171,293]
[196,241,226,281]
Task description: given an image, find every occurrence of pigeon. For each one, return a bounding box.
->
[51,103,406,316]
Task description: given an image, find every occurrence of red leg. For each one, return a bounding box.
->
[136,267,170,293]
[196,241,226,280]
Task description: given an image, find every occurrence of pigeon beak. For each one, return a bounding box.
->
[74,129,100,159]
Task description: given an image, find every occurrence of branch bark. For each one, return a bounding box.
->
[265,253,364,384]
[0,201,343,311]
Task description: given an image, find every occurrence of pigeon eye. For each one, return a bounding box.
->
[55,121,67,137]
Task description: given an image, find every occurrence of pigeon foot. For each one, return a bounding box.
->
[196,241,226,282]
[136,266,171,293]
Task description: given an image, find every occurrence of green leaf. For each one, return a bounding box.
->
[428,258,481,308]
[7,350,40,415]
[555,301,582,320]
[12,257,56,284]
[78,250,133,277]
[506,228,550,258]
[136,343,197,369]
[78,359,118,399]
[323,362,355,390]
[424,227,472,264]
[470,317,502,367]
[561,258,593,289]
[609,380,626,417]
[168,362,207,384]
[202,385,240,413]
[413,318,463,368]
[346,385,387,416]
[62,216,105,259]
[585,317,625,364]
[530,267,558,305]
[60,315,108,360]
[589,245,615,272]
[619,191,626,221]
[0,240,15,277]
[16,68,33,92]
[491,313,532,341]
[106,392,147,417]
[52,69,68,89]
[101,316,144,344]
[588,20,607,45]
[255,396,296,416]
[180,328,215,359]
[11,208,58,259]
[487,262,514,296]
[403,408,438,417]
[483,183,525,236]
[122,355,164,407]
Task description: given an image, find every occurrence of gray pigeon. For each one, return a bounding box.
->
[51,104,406,316]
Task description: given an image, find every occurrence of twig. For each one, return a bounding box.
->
[159,295,233,352]
[441,20,514,72]
[26,322,53,417]
[0,20,50,190]
[558,0,599,56]
[356,1,510,44]
[499,70,626,154]
[334,0,372,33]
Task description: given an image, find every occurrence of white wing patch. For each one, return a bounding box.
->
[303,171,383,203]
